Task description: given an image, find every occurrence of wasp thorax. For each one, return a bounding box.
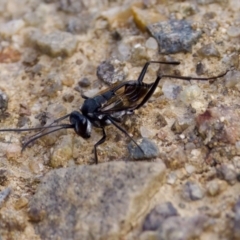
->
[69,111,91,138]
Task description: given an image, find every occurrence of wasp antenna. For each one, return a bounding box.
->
[147,60,180,65]
[0,113,72,133]
[21,124,74,152]
[50,113,71,124]
[0,124,71,133]
[161,69,228,81]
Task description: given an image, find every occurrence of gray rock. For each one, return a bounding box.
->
[0,19,25,37]
[227,26,240,38]
[182,181,204,201]
[0,188,11,207]
[233,198,240,239]
[0,169,8,186]
[222,52,239,69]
[224,70,240,88]
[66,14,94,34]
[28,161,166,240]
[0,90,8,112]
[26,29,78,57]
[196,62,205,75]
[62,93,74,103]
[197,0,223,4]
[0,208,26,231]
[97,60,126,85]
[147,20,202,54]
[127,138,160,160]
[58,0,86,13]
[162,81,182,100]
[206,180,220,196]
[142,202,178,231]
[155,113,167,128]
[197,43,220,58]
[217,164,237,185]
[78,77,91,88]
[22,48,38,66]
[171,118,192,134]
[156,214,210,240]
[42,73,63,97]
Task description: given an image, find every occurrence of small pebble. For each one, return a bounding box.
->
[206,180,220,196]
[62,93,74,103]
[59,0,85,13]
[203,12,216,20]
[97,61,115,84]
[22,48,38,66]
[171,117,192,134]
[227,26,240,38]
[117,43,130,61]
[229,0,240,12]
[182,181,204,201]
[35,112,50,126]
[0,89,8,112]
[155,114,167,128]
[26,30,78,57]
[17,116,29,128]
[197,43,220,58]
[78,77,91,88]
[196,62,205,76]
[224,70,240,88]
[217,164,237,185]
[145,37,158,50]
[131,44,148,62]
[0,187,11,207]
[127,138,160,160]
[142,202,178,231]
[148,20,202,54]
[0,19,25,37]
[66,14,93,34]
[111,30,122,41]
[222,53,239,69]
[96,60,126,84]
[233,198,240,239]
[140,126,156,138]
[0,169,8,186]
[166,172,177,185]
[6,144,22,161]
[179,84,202,104]
[14,197,29,210]
[42,73,63,97]
[61,76,74,87]
[29,161,43,174]
[28,207,45,222]
[157,214,209,239]
[185,164,196,175]
[232,156,240,169]
[50,135,73,168]
[162,81,182,100]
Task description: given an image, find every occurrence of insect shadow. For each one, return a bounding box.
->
[0,61,228,164]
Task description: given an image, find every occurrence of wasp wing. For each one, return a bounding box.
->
[97,80,153,114]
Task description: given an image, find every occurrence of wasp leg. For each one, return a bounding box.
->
[94,127,106,164]
[107,116,144,155]
[135,76,162,110]
[137,61,180,84]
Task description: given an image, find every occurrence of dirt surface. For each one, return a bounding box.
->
[0,0,240,240]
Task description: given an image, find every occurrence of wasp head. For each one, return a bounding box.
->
[69,111,91,138]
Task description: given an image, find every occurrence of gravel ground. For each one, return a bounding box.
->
[0,0,240,239]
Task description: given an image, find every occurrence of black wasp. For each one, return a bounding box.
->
[0,61,228,164]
